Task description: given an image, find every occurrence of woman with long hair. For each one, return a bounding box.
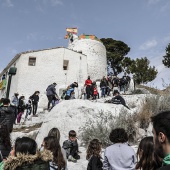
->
[43,136,66,170]
[0,125,11,161]
[136,136,162,170]
[86,139,103,170]
[48,128,67,164]
[48,128,61,142]
[3,137,52,170]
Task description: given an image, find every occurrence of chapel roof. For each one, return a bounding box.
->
[0,47,86,77]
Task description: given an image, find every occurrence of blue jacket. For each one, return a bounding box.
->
[66,88,74,96]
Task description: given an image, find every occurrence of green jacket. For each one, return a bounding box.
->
[3,150,53,170]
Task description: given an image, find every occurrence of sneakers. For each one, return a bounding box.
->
[68,155,77,163]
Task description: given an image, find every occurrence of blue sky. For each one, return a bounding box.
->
[1,0,170,74]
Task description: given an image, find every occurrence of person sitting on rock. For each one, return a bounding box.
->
[62,130,80,163]
[111,90,130,109]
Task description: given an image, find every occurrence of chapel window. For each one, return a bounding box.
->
[63,60,69,70]
[28,57,36,66]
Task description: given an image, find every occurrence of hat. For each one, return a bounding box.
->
[53,82,57,85]
[113,90,119,95]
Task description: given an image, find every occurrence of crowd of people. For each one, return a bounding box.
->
[0,110,170,169]
[0,91,40,125]
[0,74,131,125]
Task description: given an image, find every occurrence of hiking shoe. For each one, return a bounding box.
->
[68,155,77,163]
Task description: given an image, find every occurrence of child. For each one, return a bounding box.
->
[86,139,103,170]
[62,130,80,163]
[25,99,32,121]
[93,85,98,100]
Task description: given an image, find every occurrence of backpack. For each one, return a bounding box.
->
[112,78,119,85]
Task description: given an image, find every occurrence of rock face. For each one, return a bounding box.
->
[36,99,128,147]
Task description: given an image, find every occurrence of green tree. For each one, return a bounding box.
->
[130,57,158,84]
[101,38,130,75]
[121,57,135,74]
[162,43,170,68]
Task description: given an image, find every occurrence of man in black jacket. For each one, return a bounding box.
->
[151,111,170,170]
[111,90,130,109]
[46,83,59,110]
[0,98,15,133]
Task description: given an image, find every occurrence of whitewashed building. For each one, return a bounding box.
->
[0,35,107,100]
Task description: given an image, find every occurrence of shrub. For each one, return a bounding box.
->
[136,94,170,129]
[131,89,144,94]
[79,109,137,147]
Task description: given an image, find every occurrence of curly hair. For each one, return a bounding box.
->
[44,136,66,170]
[136,136,162,170]
[109,128,128,143]
[86,139,102,160]
[0,125,11,148]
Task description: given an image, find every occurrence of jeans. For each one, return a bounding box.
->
[101,87,106,97]
[32,103,38,115]
[25,108,32,120]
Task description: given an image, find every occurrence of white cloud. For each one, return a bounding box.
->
[139,39,158,50]
[3,0,14,7]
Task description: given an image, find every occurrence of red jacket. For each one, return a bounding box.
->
[94,87,98,95]
[85,79,92,86]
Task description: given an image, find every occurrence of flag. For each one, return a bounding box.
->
[66,28,78,34]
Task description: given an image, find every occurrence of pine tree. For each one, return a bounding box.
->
[162,43,170,68]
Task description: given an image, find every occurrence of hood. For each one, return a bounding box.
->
[0,107,13,114]
[4,150,53,170]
